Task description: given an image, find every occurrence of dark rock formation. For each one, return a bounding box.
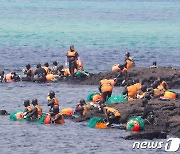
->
[66,67,180,89]
[72,98,180,139]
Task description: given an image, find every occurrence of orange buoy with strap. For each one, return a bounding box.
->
[61,68,70,76]
[44,114,51,124]
[164,91,176,99]
[62,68,77,76]
[95,122,108,129]
[132,122,140,132]
[112,64,120,72]
[15,112,24,119]
[5,74,13,82]
[46,74,57,81]
[109,79,115,87]
[61,108,73,116]
[76,59,84,70]
[92,94,103,103]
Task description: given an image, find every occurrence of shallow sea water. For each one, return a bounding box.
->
[0,0,179,153]
[0,82,168,154]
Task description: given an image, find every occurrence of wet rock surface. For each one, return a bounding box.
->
[65,67,180,89]
[72,98,180,139]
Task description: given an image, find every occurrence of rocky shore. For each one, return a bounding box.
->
[72,98,180,139]
[66,67,180,89]
[64,67,180,139]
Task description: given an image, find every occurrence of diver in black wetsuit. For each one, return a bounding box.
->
[11,72,21,82]
[27,99,42,120]
[0,71,5,82]
[34,64,47,82]
[22,64,34,81]
[66,45,79,78]
[142,98,156,125]
[0,110,9,115]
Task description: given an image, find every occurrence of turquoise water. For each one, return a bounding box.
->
[0,0,180,71]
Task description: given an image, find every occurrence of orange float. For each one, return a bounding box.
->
[92,94,103,103]
[46,74,58,81]
[5,74,13,82]
[61,108,73,116]
[112,64,120,72]
[15,112,24,119]
[109,79,115,86]
[132,122,140,132]
[44,115,51,124]
[95,122,108,129]
[76,59,84,70]
[164,91,176,99]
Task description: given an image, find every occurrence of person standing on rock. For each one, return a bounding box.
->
[66,45,79,79]
[124,51,135,69]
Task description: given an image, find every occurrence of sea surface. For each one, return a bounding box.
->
[0,0,179,154]
[0,0,180,72]
[0,82,169,154]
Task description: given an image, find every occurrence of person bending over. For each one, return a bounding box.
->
[99,104,121,126]
[99,79,113,103]
[142,98,156,125]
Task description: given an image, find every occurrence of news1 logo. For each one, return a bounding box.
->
[133,138,180,152]
[165,138,180,152]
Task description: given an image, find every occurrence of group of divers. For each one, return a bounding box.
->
[0,45,178,128]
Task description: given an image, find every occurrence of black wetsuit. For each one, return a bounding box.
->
[0,71,5,82]
[0,110,9,115]
[12,73,21,82]
[67,51,79,77]
[34,67,47,82]
[27,108,38,119]
[22,69,34,81]
[116,65,127,86]
[143,105,155,124]
[75,103,85,116]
